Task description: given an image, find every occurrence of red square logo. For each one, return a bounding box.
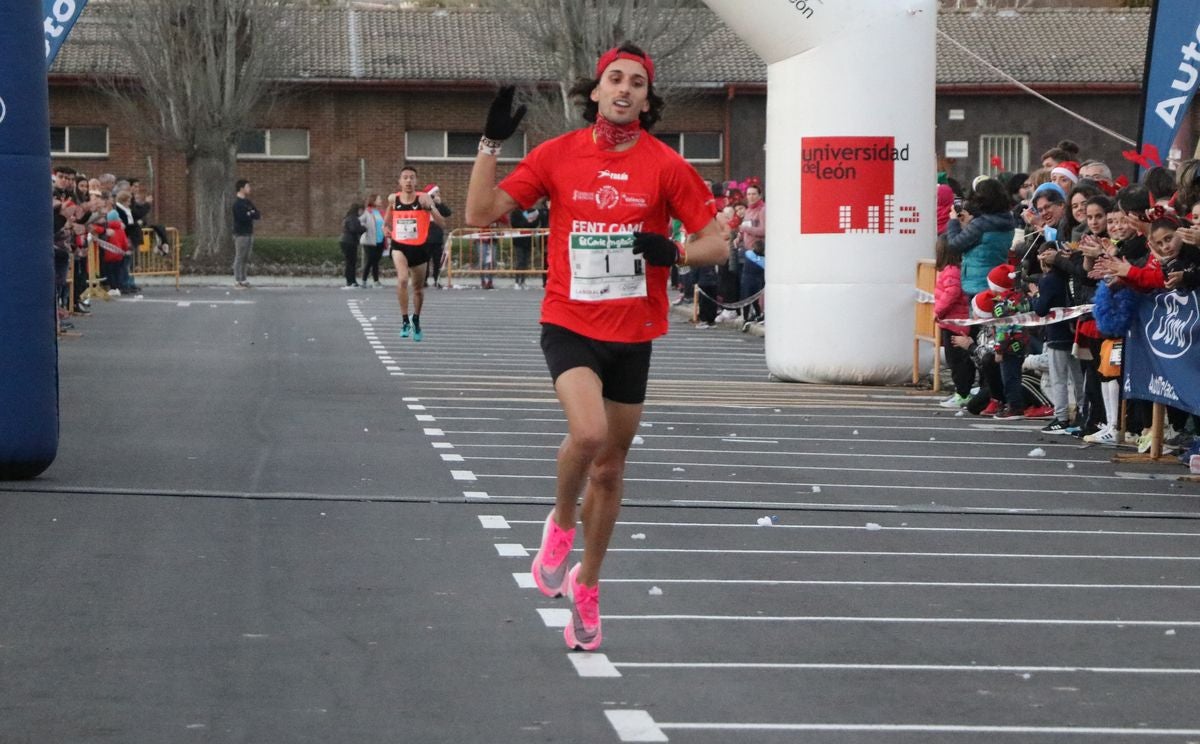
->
[801,137,897,235]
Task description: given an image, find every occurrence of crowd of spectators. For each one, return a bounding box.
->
[50,164,167,330]
[673,177,766,331]
[933,140,1200,466]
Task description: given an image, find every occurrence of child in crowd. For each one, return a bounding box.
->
[933,235,973,408]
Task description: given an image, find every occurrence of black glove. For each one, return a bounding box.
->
[484,86,527,142]
[631,232,679,267]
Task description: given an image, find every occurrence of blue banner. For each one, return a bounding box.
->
[1124,289,1200,417]
[43,0,88,65]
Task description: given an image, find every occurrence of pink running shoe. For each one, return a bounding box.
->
[530,511,574,598]
[564,564,602,651]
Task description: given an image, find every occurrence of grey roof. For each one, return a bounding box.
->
[936,8,1147,86]
[51,5,1149,87]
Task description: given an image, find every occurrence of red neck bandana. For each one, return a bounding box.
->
[592,115,642,150]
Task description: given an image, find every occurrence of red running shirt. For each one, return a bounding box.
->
[391,194,431,245]
[499,128,716,343]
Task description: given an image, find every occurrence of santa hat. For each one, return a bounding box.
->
[422,183,439,196]
[971,291,997,319]
[987,264,1016,293]
[1050,161,1080,185]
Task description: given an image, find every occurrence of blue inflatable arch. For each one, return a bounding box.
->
[0,2,58,479]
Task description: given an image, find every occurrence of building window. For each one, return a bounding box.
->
[237,128,310,160]
[979,134,1029,176]
[656,132,723,162]
[50,125,108,157]
[405,130,527,161]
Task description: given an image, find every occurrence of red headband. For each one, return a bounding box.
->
[595,47,654,84]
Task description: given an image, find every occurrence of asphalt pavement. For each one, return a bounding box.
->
[2,277,1198,743]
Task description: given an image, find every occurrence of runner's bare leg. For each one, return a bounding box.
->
[552,367,643,587]
[410,263,428,315]
[395,254,411,315]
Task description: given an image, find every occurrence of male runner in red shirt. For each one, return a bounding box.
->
[466,43,728,651]
[385,165,445,341]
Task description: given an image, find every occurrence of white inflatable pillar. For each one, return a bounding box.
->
[703,0,937,383]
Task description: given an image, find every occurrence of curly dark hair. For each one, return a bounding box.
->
[568,42,665,131]
[968,178,1011,215]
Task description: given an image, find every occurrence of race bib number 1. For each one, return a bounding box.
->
[568,232,646,302]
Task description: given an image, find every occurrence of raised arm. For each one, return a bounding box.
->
[466,86,525,226]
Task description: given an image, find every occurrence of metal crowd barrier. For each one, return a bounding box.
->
[444,227,549,287]
[131,227,181,290]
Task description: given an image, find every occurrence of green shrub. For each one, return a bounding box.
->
[250,237,342,264]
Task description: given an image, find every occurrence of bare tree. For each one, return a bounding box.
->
[479,0,716,139]
[97,0,288,258]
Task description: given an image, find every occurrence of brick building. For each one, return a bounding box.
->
[48,5,1192,239]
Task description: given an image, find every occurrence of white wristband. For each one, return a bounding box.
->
[478,136,503,157]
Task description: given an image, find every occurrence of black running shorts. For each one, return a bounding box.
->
[540,323,653,405]
[397,244,430,268]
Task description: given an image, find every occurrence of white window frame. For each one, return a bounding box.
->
[978,133,1029,176]
[236,128,311,161]
[404,130,527,162]
[658,131,723,163]
[50,125,109,158]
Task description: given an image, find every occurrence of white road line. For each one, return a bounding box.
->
[721,438,779,444]
[407,404,427,410]
[465,455,1131,482]
[435,430,1085,451]
[432,442,454,449]
[450,470,476,481]
[569,653,621,678]
[463,491,489,499]
[537,608,570,628]
[455,442,1087,463]
[506,519,1200,539]
[386,366,402,371]
[440,454,465,462]
[494,543,527,557]
[390,372,406,376]
[403,397,419,401]
[605,710,668,743]
[602,614,1200,627]
[415,415,436,422]
[597,547,1200,561]
[423,428,444,436]
[652,721,1200,736]
[598,579,1200,590]
[512,572,535,588]
[659,478,1192,499]
[477,515,509,529]
[672,500,1197,518]
[612,662,1200,675]
[141,299,253,306]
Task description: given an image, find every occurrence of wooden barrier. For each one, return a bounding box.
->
[444,227,549,287]
[912,258,940,392]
